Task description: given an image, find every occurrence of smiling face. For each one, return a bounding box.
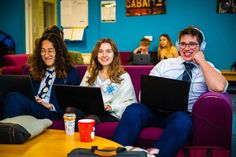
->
[40,40,56,68]
[179,35,200,62]
[97,42,114,68]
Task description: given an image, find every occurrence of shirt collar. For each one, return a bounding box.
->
[180,57,198,67]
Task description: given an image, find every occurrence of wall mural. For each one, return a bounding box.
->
[126,0,166,16]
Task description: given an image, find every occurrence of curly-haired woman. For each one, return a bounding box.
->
[79,38,137,124]
[3,33,80,120]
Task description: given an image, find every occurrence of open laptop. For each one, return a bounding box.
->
[141,75,190,113]
[0,75,35,101]
[133,53,151,65]
[53,84,106,114]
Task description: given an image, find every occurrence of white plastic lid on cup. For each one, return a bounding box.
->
[78,119,95,123]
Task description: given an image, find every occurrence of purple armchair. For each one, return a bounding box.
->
[191,92,232,149]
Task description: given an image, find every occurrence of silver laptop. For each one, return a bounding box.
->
[133,53,151,65]
[0,75,35,101]
[141,75,190,113]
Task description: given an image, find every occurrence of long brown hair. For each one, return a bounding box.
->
[30,33,72,81]
[87,38,125,85]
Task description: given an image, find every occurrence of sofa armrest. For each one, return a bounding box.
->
[1,65,24,75]
[3,54,29,66]
[192,92,232,149]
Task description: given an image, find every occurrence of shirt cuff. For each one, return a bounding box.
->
[50,104,56,111]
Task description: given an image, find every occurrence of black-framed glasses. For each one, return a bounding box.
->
[40,48,55,56]
[179,42,199,49]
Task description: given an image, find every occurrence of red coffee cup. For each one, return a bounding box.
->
[78,119,95,142]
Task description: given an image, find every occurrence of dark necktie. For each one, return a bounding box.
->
[182,62,195,82]
[38,69,55,99]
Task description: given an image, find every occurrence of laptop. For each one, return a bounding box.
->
[133,53,151,65]
[141,75,190,113]
[0,75,35,101]
[53,84,106,114]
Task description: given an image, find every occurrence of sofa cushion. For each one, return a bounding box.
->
[124,65,154,99]
[3,54,29,66]
[95,122,163,148]
[49,119,65,130]
[119,52,132,65]
[74,64,87,81]
[0,115,52,139]
[0,122,31,144]
[95,122,118,139]
[135,127,163,148]
[1,65,24,75]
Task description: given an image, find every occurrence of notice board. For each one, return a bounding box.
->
[60,0,88,28]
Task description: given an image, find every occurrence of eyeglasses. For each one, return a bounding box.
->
[179,42,199,49]
[40,48,55,56]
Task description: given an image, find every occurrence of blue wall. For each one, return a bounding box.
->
[0,0,235,69]
[63,0,236,69]
[0,0,25,53]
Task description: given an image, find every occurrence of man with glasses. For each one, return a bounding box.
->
[113,26,228,157]
[3,33,80,120]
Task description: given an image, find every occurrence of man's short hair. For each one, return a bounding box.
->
[178,26,204,45]
[140,38,151,46]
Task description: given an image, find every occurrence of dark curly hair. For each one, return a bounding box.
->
[29,33,72,81]
[87,38,125,85]
[43,25,64,39]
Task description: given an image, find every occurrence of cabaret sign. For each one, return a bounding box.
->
[126,0,166,16]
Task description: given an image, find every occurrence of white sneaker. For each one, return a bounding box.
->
[125,146,158,157]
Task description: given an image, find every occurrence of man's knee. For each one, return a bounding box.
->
[124,103,146,116]
[171,112,192,132]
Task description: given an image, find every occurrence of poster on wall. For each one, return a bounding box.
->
[101,1,116,22]
[126,0,166,16]
[217,0,236,13]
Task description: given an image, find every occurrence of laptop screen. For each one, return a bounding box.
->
[0,75,35,101]
[133,53,151,65]
[141,75,190,113]
[54,84,106,114]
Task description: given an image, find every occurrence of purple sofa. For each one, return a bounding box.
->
[1,52,131,74]
[1,54,29,74]
[50,65,232,152]
[1,56,232,155]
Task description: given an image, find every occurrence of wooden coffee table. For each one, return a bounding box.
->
[0,129,122,157]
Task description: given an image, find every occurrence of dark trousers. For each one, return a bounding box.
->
[3,92,60,120]
[113,103,193,157]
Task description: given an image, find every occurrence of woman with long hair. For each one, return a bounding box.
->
[3,33,80,120]
[80,38,137,124]
[157,34,179,62]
